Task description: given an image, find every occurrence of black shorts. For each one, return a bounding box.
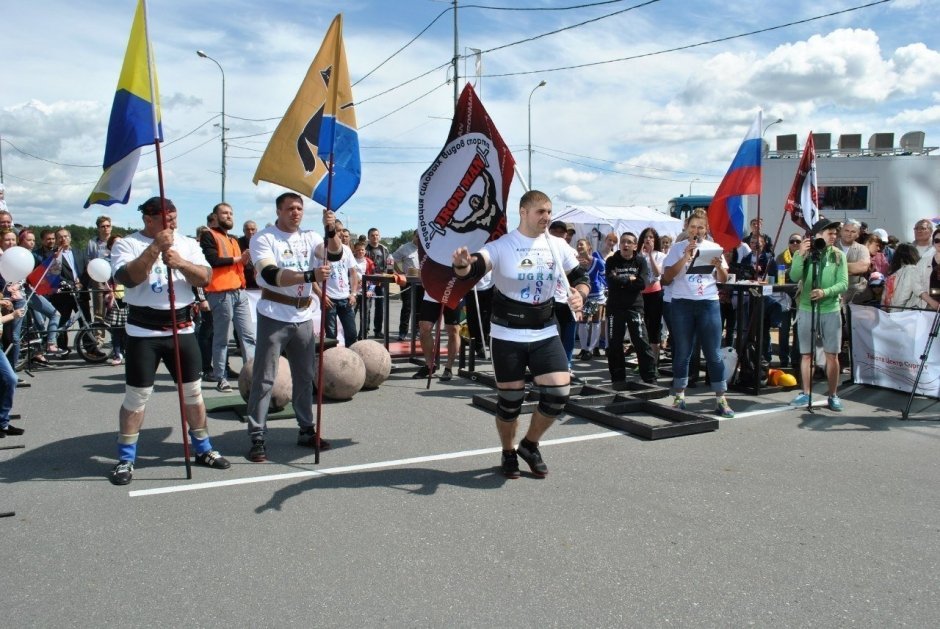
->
[125,333,203,388]
[419,300,459,325]
[492,336,569,383]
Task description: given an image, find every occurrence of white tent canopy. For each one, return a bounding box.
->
[553,205,683,250]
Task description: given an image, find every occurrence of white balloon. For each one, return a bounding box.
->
[87,257,113,283]
[0,246,35,283]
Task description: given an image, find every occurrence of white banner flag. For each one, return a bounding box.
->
[851,305,940,398]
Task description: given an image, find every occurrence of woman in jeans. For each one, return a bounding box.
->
[661,209,734,417]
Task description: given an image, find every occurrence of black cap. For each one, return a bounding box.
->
[811,217,841,236]
[549,220,567,232]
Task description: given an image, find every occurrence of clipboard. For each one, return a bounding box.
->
[687,240,724,274]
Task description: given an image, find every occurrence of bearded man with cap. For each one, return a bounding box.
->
[789,218,849,412]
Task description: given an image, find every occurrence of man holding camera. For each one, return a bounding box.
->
[789,218,848,411]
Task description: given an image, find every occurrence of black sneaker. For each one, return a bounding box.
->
[297,429,331,450]
[216,379,233,393]
[439,367,453,381]
[0,424,24,437]
[194,450,231,469]
[412,365,436,379]
[501,450,520,479]
[516,439,548,477]
[109,460,134,485]
[248,440,267,463]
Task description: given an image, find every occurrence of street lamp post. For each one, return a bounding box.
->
[689,177,700,196]
[527,80,547,189]
[197,50,226,202]
[757,117,783,225]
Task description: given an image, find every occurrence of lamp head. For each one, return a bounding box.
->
[197,50,208,58]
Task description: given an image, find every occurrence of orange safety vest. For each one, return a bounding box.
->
[206,229,246,292]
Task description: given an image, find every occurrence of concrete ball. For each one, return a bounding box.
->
[349,340,392,389]
[238,356,293,412]
[320,346,366,400]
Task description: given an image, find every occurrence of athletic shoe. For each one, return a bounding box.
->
[109,460,134,486]
[577,350,592,361]
[790,392,811,406]
[0,424,25,437]
[593,348,604,357]
[248,440,267,463]
[439,367,453,381]
[216,379,233,393]
[195,450,231,469]
[297,429,331,450]
[501,450,520,479]
[715,396,735,418]
[412,365,436,379]
[516,439,548,477]
[827,395,844,412]
[672,395,687,410]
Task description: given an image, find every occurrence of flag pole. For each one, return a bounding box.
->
[142,0,192,479]
[314,17,347,465]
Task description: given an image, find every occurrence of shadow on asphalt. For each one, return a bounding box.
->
[255,465,511,513]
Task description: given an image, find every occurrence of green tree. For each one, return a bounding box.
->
[388,228,415,253]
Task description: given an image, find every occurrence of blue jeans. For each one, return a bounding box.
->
[325,298,358,347]
[0,347,16,426]
[207,289,256,379]
[670,298,726,394]
[29,293,61,346]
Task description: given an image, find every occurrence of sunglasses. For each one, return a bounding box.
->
[789,239,802,244]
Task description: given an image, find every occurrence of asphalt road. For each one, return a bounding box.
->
[2,326,939,628]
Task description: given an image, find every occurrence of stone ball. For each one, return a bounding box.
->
[319,346,366,401]
[349,339,392,389]
[238,356,293,412]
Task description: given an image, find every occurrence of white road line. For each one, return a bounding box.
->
[128,430,625,498]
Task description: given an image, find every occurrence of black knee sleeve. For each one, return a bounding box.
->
[496,388,526,422]
[536,384,570,418]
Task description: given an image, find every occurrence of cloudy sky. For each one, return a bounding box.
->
[1,0,938,239]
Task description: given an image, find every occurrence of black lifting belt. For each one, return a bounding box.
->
[490,290,555,329]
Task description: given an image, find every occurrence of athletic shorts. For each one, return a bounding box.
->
[796,309,842,355]
[419,300,459,325]
[125,333,202,388]
[492,336,569,383]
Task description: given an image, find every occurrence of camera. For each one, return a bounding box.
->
[812,237,827,252]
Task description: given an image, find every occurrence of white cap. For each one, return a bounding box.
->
[871,228,889,241]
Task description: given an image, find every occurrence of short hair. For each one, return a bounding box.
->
[243,220,257,230]
[0,210,12,221]
[622,232,638,242]
[914,218,933,230]
[40,228,56,239]
[96,215,112,227]
[367,227,380,236]
[843,218,861,228]
[576,238,593,253]
[139,196,176,215]
[275,192,303,209]
[520,189,550,209]
[212,203,231,215]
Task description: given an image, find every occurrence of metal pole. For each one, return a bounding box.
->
[527,80,546,190]
[197,50,226,202]
[453,0,459,106]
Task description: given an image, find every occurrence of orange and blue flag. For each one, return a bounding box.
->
[253,14,360,209]
[707,112,762,251]
[85,0,162,208]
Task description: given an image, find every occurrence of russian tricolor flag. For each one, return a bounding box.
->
[707,112,762,251]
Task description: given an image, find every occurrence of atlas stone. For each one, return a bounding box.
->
[350,339,392,389]
[319,346,366,400]
[238,356,293,412]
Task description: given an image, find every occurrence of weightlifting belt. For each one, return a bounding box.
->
[261,288,312,309]
[490,290,555,329]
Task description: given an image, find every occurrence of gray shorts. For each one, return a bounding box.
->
[796,309,842,355]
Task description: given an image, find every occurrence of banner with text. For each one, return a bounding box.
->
[851,305,940,398]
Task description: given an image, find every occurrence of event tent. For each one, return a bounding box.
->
[552,205,684,250]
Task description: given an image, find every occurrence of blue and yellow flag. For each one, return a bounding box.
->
[253,14,360,209]
[85,0,162,208]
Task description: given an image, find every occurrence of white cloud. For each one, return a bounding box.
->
[552,168,598,184]
[557,185,594,203]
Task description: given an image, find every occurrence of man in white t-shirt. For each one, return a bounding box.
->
[392,230,421,341]
[452,190,590,479]
[322,242,360,347]
[245,192,340,463]
[107,197,231,486]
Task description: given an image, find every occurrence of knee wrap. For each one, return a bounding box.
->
[496,388,526,422]
[182,380,203,406]
[122,385,153,413]
[536,384,570,418]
